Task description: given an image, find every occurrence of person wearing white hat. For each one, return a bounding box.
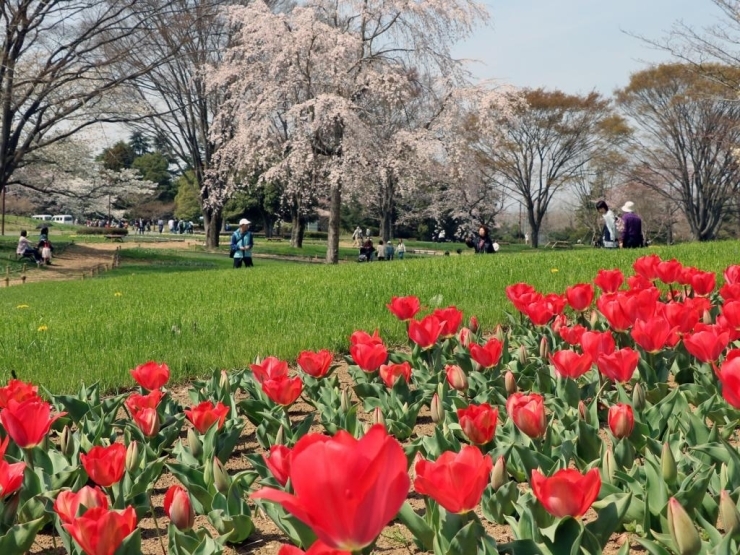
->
[231,218,254,268]
[619,201,644,249]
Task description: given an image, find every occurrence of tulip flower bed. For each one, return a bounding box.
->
[7,253,740,554]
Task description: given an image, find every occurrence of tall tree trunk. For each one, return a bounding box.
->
[379,176,395,242]
[203,207,222,248]
[326,184,341,264]
[290,213,306,248]
[529,215,541,249]
[262,213,273,238]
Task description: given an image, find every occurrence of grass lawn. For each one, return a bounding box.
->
[1,240,739,393]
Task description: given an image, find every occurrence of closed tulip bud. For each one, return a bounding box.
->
[602,447,616,485]
[505,371,517,396]
[213,458,231,493]
[703,309,713,325]
[720,490,740,538]
[668,497,702,555]
[590,310,599,328]
[469,316,480,333]
[539,336,550,359]
[402,402,409,414]
[60,426,74,458]
[164,485,195,531]
[632,382,646,412]
[457,327,472,347]
[340,388,350,413]
[493,325,504,342]
[518,345,528,366]
[491,456,508,491]
[219,370,230,391]
[662,443,677,486]
[445,365,468,392]
[187,428,202,458]
[274,425,285,446]
[430,393,444,424]
[125,441,141,473]
[372,407,384,426]
[578,400,588,422]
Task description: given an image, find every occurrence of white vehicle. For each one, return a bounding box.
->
[52,215,74,225]
[31,214,53,221]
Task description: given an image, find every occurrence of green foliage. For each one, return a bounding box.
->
[99,141,136,171]
[174,172,202,221]
[132,152,173,201]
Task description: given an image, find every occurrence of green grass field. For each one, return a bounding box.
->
[1,240,739,393]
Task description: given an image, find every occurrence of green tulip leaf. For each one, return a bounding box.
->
[0,517,47,554]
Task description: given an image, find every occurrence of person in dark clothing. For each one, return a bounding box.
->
[619,201,644,248]
[466,226,496,254]
[359,239,375,262]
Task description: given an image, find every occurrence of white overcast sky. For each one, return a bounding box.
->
[455,0,725,95]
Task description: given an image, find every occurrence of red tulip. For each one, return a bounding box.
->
[125,390,162,413]
[414,446,492,513]
[130,361,169,390]
[469,316,480,333]
[349,329,382,346]
[678,266,698,287]
[506,393,546,439]
[523,299,556,326]
[718,357,740,408]
[0,460,25,499]
[627,274,653,291]
[551,314,567,333]
[252,425,410,551]
[297,350,333,378]
[580,330,616,361]
[0,436,8,460]
[506,283,539,312]
[469,338,504,369]
[559,325,587,346]
[621,288,660,324]
[662,302,701,334]
[549,350,593,379]
[379,362,412,388]
[683,326,731,363]
[725,265,740,285]
[594,269,624,293]
[350,342,387,372]
[131,407,159,438]
[691,271,716,296]
[408,315,443,349]
[531,468,601,518]
[250,357,289,384]
[631,318,675,353]
[64,506,137,555]
[262,376,303,406]
[608,404,634,439]
[633,254,661,281]
[184,401,230,434]
[457,327,472,347]
[0,398,65,448]
[264,445,292,487]
[596,294,632,332]
[279,542,351,555]
[80,443,126,487]
[721,301,740,331]
[596,348,640,382]
[54,486,109,525]
[445,365,468,391]
[164,485,194,531]
[433,306,464,337]
[565,283,594,312]
[721,283,740,302]
[0,379,39,409]
[457,404,498,445]
[386,296,421,321]
[656,259,683,284]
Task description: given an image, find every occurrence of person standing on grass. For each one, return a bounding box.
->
[596,200,618,249]
[232,218,254,268]
[396,239,406,259]
[619,201,644,249]
[377,240,386,261]
[384,240,394,261]
[466,225,496,254]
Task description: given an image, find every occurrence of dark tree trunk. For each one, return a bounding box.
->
[379,176,395,242]
[326,184,341,264]
[203,207,222,248]
[291,212,306,248]
[262,213,273,238]
[528,212,541,249]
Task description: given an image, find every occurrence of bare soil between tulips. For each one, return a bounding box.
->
[29,359,646,555]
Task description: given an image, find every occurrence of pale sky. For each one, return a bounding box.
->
[456,0,725,95]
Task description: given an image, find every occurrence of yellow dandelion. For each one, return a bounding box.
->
[16,304,29,309]
[37,325,48,332]
[114,292,123,297]
[551,268,559,273]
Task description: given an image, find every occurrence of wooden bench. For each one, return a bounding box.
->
[545,241,572,250]
[104,235,125,243]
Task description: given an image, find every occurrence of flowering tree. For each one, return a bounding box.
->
[210,0,488,262]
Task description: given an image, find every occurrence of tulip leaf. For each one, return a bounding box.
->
[207,509,253,543]
[575,420,601,464]
[166,462,212,514]
[497,539,544,555]
[397,501,434,551]
[127,456,166,500]
[254,500,316,548]
[168,524,224,555]
[113,528,142,555]
[587,492,632,547]
[0,517,47,554]
[446,520,484,555]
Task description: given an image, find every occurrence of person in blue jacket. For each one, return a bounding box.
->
[232,218,254,268]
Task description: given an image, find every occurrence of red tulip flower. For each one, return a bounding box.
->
[433,306,464,337]
[125,390,163,413]
[627,274,653,291]
[350,342,388,372]
[721,283,740,302]
[691,271,716,296]
[656,259,683,284]
[531,468,601,518]
[596,294,632,332]
[262,376,303,406]
[596,348,640,383]
[0,460,25,499]
[580,330,616,361]
[565,283,594,312]
[549,350,593,380]
[718,357,740,409]
[506,283,539,312]
[662,302,701,334]
[683,327,731,363]
[0,398,65,449]
[81,443,126,487]
[408,315,443,349]
[506,393,547,439]
[297,350,333,378]
[0,379,39,409]
[608,403,634,439]
[252,425,410,551]
[457,404,498,445]
[621,288,660,325]
[523,299,556,326]
[164,485,195,531]
[594,269,624,293]
[379,362,412,388]
[631,318,675,353]
[132,407,159,438]
[264,445,292,487]
[559,325,587,346]
[457,327,472,347]
[130,361,170,391]
[54,486,109,525]
[725,265,740,285]
[445,365,468,391]
[64,506,137,555]
[469,338,504,369]
[386,296,421,321]
[250,357,289,384]
[414,446,492,513]
[469,316,480,333]
[184,401,230,434]
[349,329,383,346]
[633,254,661,281]
[721,301,740,331]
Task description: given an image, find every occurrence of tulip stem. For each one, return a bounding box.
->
[149,492,167,555]
[23,449,34,472]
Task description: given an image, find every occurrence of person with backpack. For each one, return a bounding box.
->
[231,218,254,268]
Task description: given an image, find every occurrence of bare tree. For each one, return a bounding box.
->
[616,63,740,241]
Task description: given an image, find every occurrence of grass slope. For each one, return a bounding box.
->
[1,241,738,393]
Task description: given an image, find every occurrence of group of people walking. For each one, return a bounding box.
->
[359,238,406,262]
[597,200,645,249]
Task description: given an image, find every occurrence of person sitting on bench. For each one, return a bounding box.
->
[16,230,42,266]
